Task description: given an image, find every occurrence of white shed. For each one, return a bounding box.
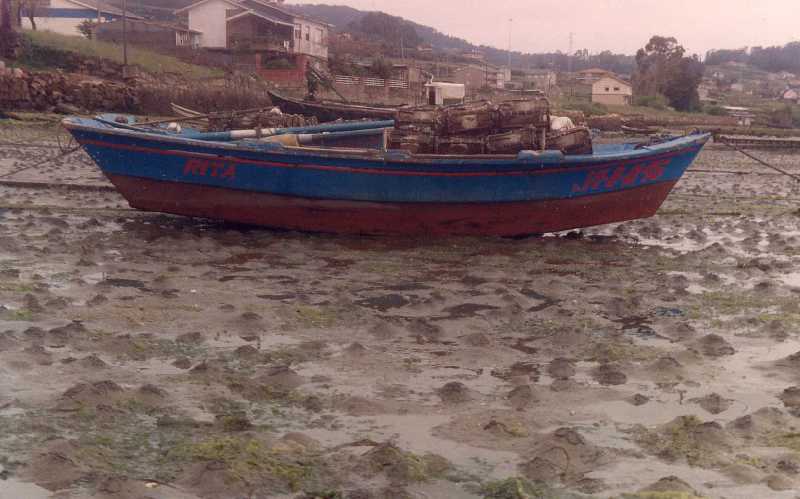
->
[425,82,465,106]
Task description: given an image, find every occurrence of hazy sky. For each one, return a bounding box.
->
[287,0,799,56]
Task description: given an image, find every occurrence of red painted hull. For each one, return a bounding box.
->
[107,174,676,236]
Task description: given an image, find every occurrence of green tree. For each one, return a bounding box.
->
[633,36,704,111]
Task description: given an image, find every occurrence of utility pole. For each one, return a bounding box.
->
[568,32,574,73]
[507,18,513,69]
[122,0,128,69]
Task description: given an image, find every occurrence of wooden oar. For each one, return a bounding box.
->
[181,120,395,141]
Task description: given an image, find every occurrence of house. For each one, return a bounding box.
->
[451,63,509,91]
[461,50,484,62]
[783,88,800,104]
[20,0,143,37]
[722,106,755,127]
[576,68,614,79]
[561,78,593,101]
[589,75,632,106]
[175,0,329,60]
[96,19,201,49]
[514,69,557,93]
[569,70,632,106]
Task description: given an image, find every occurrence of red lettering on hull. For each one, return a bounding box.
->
[183,159,237,180]
[572,158,670,193]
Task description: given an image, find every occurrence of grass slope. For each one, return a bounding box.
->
[22,30,221,79]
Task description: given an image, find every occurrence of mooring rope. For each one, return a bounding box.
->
[718,138,800,183]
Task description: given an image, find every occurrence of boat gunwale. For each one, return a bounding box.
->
[62,117,710,169]
[267,90,400,113]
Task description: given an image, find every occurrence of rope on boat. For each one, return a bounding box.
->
[717,138,800,183]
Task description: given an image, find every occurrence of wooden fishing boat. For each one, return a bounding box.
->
[63,116,710,236]
[268,90,398,122]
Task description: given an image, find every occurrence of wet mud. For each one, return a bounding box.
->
[2,127,800,498]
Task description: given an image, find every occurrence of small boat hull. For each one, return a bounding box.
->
[268,90,398,122]
[63,117,709,236]
[106,173,677,236]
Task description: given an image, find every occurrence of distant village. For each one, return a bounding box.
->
[4,0,800,127]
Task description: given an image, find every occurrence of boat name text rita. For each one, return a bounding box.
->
[183,159,237,180]
[572,158,669,193]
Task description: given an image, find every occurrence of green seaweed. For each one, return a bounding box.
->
[169,435,313,492]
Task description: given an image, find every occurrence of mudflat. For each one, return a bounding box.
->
[1,124,800,498]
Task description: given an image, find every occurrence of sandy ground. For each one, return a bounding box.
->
[1,122,800,499]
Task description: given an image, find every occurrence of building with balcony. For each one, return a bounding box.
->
[176,0,329,60]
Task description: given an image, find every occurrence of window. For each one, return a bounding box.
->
[605,87,610,92]
[305,25,310,41]
[294,24,301,39]
[613,86,620,91]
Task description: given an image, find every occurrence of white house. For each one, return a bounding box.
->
[590,75,632,106]
[783,88,800,104]
[175,0,329,59]
[21,0,143,37]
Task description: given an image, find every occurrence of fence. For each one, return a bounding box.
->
[334,75,409,89]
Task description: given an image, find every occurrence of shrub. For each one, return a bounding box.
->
[77,20,96,40]
[705,105,727,116]
[792,105,800,128]
[368,57,392,79]
[634,94,669,110]
[560,98,608,117]
[261,57,293,70]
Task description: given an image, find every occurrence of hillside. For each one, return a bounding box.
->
[292,3,634,73]
[100,0,634,73]
[104,0,192,21]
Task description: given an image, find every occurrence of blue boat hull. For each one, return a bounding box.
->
[63,117,709,236]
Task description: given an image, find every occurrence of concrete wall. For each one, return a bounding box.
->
[592,93,630,106]
[256,53,308,88]
[187,0,229,48]
[96,21,180,49]
[451,66,488,91]
[321,82,425,106]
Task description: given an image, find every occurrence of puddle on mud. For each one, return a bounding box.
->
[0,477,52,499]
[593,459,799,499]
[781,272,800,288]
